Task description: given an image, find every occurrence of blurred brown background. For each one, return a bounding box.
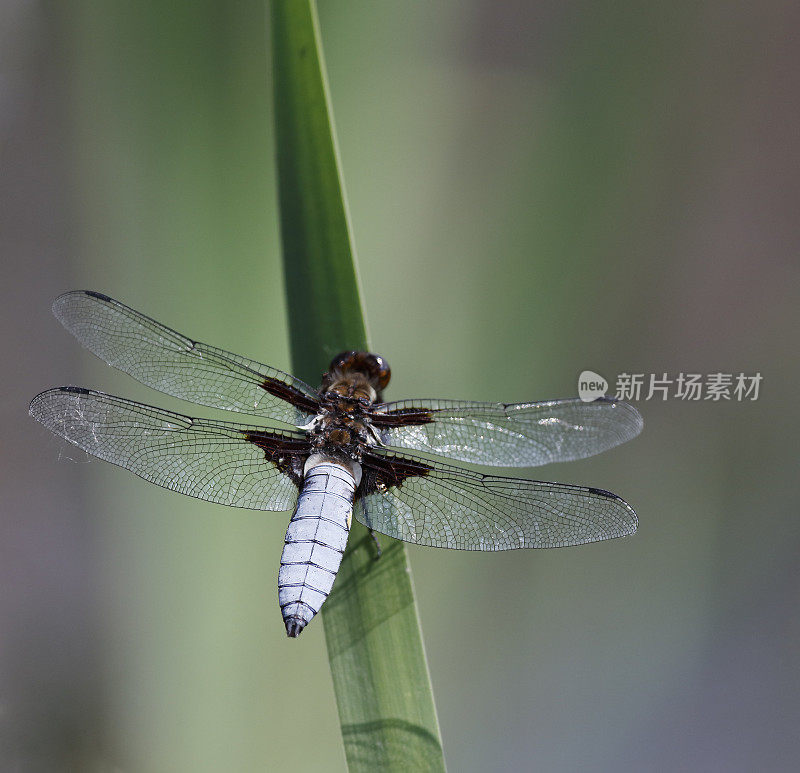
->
[2,2,798,771]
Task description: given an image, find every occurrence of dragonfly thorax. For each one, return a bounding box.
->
[306,394,376,464]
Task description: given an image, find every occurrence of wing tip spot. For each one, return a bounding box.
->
[587,486,623,501]
[84,290,113,302]
[60,386,91,396]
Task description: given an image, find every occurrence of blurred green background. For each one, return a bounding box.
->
[3,2,798,771]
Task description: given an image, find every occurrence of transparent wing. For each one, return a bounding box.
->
[29,387,308,511]
[373,397,642,467]
[356,447,637,550]
[53,291,321,424]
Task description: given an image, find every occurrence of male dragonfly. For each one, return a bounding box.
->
[30,292,642,637]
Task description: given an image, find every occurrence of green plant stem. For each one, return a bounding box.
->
[270,1,445,770]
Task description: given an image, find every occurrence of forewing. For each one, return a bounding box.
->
[372,397,642,467]
[53,291,321,424]
[29,387,308,511]
[356,447,637,550]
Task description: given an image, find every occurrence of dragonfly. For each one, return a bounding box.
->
[30,291,642,637]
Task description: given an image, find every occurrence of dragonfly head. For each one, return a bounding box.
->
[324,351,391,396]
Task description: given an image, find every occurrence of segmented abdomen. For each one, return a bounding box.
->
[279,461,356,637]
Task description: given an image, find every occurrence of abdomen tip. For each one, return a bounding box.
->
[285,617,306,638]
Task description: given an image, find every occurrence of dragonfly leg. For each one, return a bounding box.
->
[368,528,383,559]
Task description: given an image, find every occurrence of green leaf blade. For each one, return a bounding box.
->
[271,0,367,378]
[270,1,446,770]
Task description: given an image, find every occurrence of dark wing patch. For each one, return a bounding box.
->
[358,447,432,495]
[261,376,322,417]
[356,446,637,550]
[244,429,309,487]
[53,291,321,424]
[30,387,309,510]
[369,407,434,428]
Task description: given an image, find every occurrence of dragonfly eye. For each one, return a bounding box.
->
[371,355,391,391]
